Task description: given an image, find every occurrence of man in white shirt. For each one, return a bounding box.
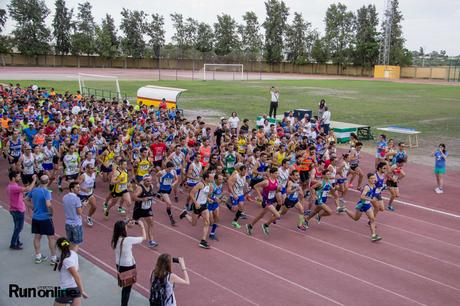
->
[322,106,331,135]
[269,86,280,118]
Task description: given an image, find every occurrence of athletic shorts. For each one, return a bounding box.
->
[231,194,245,206]
[111,190,128,198]
[434,167,446,174]
[21,174,34,185]
[65,224,83,245]
[55,287,81,304]
[350,164,359,171]
[355,201,372,212]
[53,156,59,164]
[100,165,112,173]
[8,156,19,165]
[207,202,219,212]
[262,198,276,208]
[132,207,153,220]
[78,194,92,202]
[31,218,55,236]
[337,178,347,184]
[193,204,207,215]
[284,198,298,209]
[299,171,310,183]
[187,181,198,188]
[176,169,181,175]
[43,163,54,171]
[65,173,78,181]
[135,175,144,183]
[280,187,286,195]
[250,177,264,188]
[387,180,398,188]
[159,189,171,194]
[153,160,162,168]
[373,194,383,201]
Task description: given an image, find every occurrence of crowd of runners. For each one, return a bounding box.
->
[3,82,448,258]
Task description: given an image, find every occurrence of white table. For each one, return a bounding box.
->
[376,127,421,148]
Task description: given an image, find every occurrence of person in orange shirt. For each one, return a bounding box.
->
[199,138,211,168]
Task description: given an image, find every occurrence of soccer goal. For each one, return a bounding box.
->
[78,73,122,100]
[203,64,244,81]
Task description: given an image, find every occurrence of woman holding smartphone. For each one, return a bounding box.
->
[112,219,146,306]
[150,253,190,306]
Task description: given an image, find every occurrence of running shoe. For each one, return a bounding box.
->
[199,240,210,249]
[371,234,383,242]
[86,217,94,227]
[348,183,353,188]
[386,205,395,212]
[336,206,346,213]
[240,212,248,220]
[231,221,241,229]
[169,216,176,226]
[435,188,444,194]
[103,202,108,210]
[209,234,219,241]
[315,213,321,224]
[179,209,188,220]
[148,240,159,248]
[9,245,23,250]
[303,220,309,228]
[104,210,109,220]
[245,224,253,236]
[262,224,270,236]
[118,207,126,214]
[49,257,59,266]
[34,255,48,264]
[297,224,307,231]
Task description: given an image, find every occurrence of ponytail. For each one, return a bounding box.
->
[55,237,71,271]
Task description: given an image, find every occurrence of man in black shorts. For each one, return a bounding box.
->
[132,175,157,248]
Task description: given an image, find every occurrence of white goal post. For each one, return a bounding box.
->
[203,64,244,81]
[78,73,121,100]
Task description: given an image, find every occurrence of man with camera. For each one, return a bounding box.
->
[269,86,280,118]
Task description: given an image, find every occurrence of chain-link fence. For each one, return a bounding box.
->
[447,59,460,83]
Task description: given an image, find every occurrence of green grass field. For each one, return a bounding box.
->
[6,79,460,155]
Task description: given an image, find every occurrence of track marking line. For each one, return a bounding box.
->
[349,189,460,219]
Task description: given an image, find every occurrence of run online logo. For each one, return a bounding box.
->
[8,284,76,298]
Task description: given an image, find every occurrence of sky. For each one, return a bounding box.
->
[2,0,460,55]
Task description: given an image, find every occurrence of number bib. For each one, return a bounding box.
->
[141,199,152,210]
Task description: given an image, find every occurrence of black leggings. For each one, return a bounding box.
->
[269,102,278,118]
[117,264,136,306]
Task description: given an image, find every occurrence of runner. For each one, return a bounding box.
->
[105,159,131,219]
[179,171,214,249]
[58,144,80,192]
[77,164,97,226]
[227,165,248,228]
[156,161,178,226]
[208,173,225,240]
[277,170,308,231]
[304,169,334,228]
[386,158,406,211]
[348,141,364,189]
[132,174,158,248]
[371,162,387,219]
[343,173,383,242]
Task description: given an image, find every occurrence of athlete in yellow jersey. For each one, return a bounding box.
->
[98,143,115,182]
[273,146,287,167]
[237,136,247,155]
[104,159,132,219]
[134,148,152,182]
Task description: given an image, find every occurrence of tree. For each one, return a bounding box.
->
[71,2,96,55]
[0,8,7,31]
[311,36,329,64]
[195,22,213,53]
[170,13,198,49]
[0,8,13,54]
[239,11,263,60]
[285,12,312,64]
[95,14,119,59]
[263,0,289,63]
[382,0,408,65]
[324,3,355,68]
[145,13,165,57]
[8,0,51,56]
[353,4,379,67]
[52,0,73,55]
[120,9,146,58]
[214,14,239,56]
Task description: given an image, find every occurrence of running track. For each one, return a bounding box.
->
[1,150,459,306]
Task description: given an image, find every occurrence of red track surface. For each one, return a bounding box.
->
[2,150,459,306]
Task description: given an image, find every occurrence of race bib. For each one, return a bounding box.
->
[141,199,152,210]
[119,183,127,191]
[268,190,276,199]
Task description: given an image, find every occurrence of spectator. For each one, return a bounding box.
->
[318,99,327,120]
[62,182,84,247]
[228,112,240,133]
[433,144,448,194]
[26,175,57,264]
[54,237,88,306]
[7,171,37,250]
[239,118,250,136]
[268,86,280,118]
[322,106,331,135]
[112,219,146,306]
[150,254,190,306]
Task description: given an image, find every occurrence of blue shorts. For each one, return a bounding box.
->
[280,187,286,195]
[373,193,383,201]
[187,181,198,188]
[208,202,219,212]
[262,198,276,208]
[43,163,54,171]
[231,194,245,206]
[135,175,144,183]
[176,169,181,175]
[101,165,112,173]
[315,198,327,206]
[337,178,347,184]
[355,201,372,212]
[65,224,83,245]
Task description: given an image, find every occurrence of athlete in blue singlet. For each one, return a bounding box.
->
[371,162,387,218]
[208,174,225,240]
[156,161,178,226]
[304,169,334,228]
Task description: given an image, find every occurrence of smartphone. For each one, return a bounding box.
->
[172,257,179,264]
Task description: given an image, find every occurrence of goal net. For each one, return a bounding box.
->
[78,73,122,101]
[203,64,244,81]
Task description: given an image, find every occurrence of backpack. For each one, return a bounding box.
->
[149,273,172,306]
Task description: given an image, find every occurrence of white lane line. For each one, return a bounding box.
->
[85,196,260,306]
[349,189,460,219]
